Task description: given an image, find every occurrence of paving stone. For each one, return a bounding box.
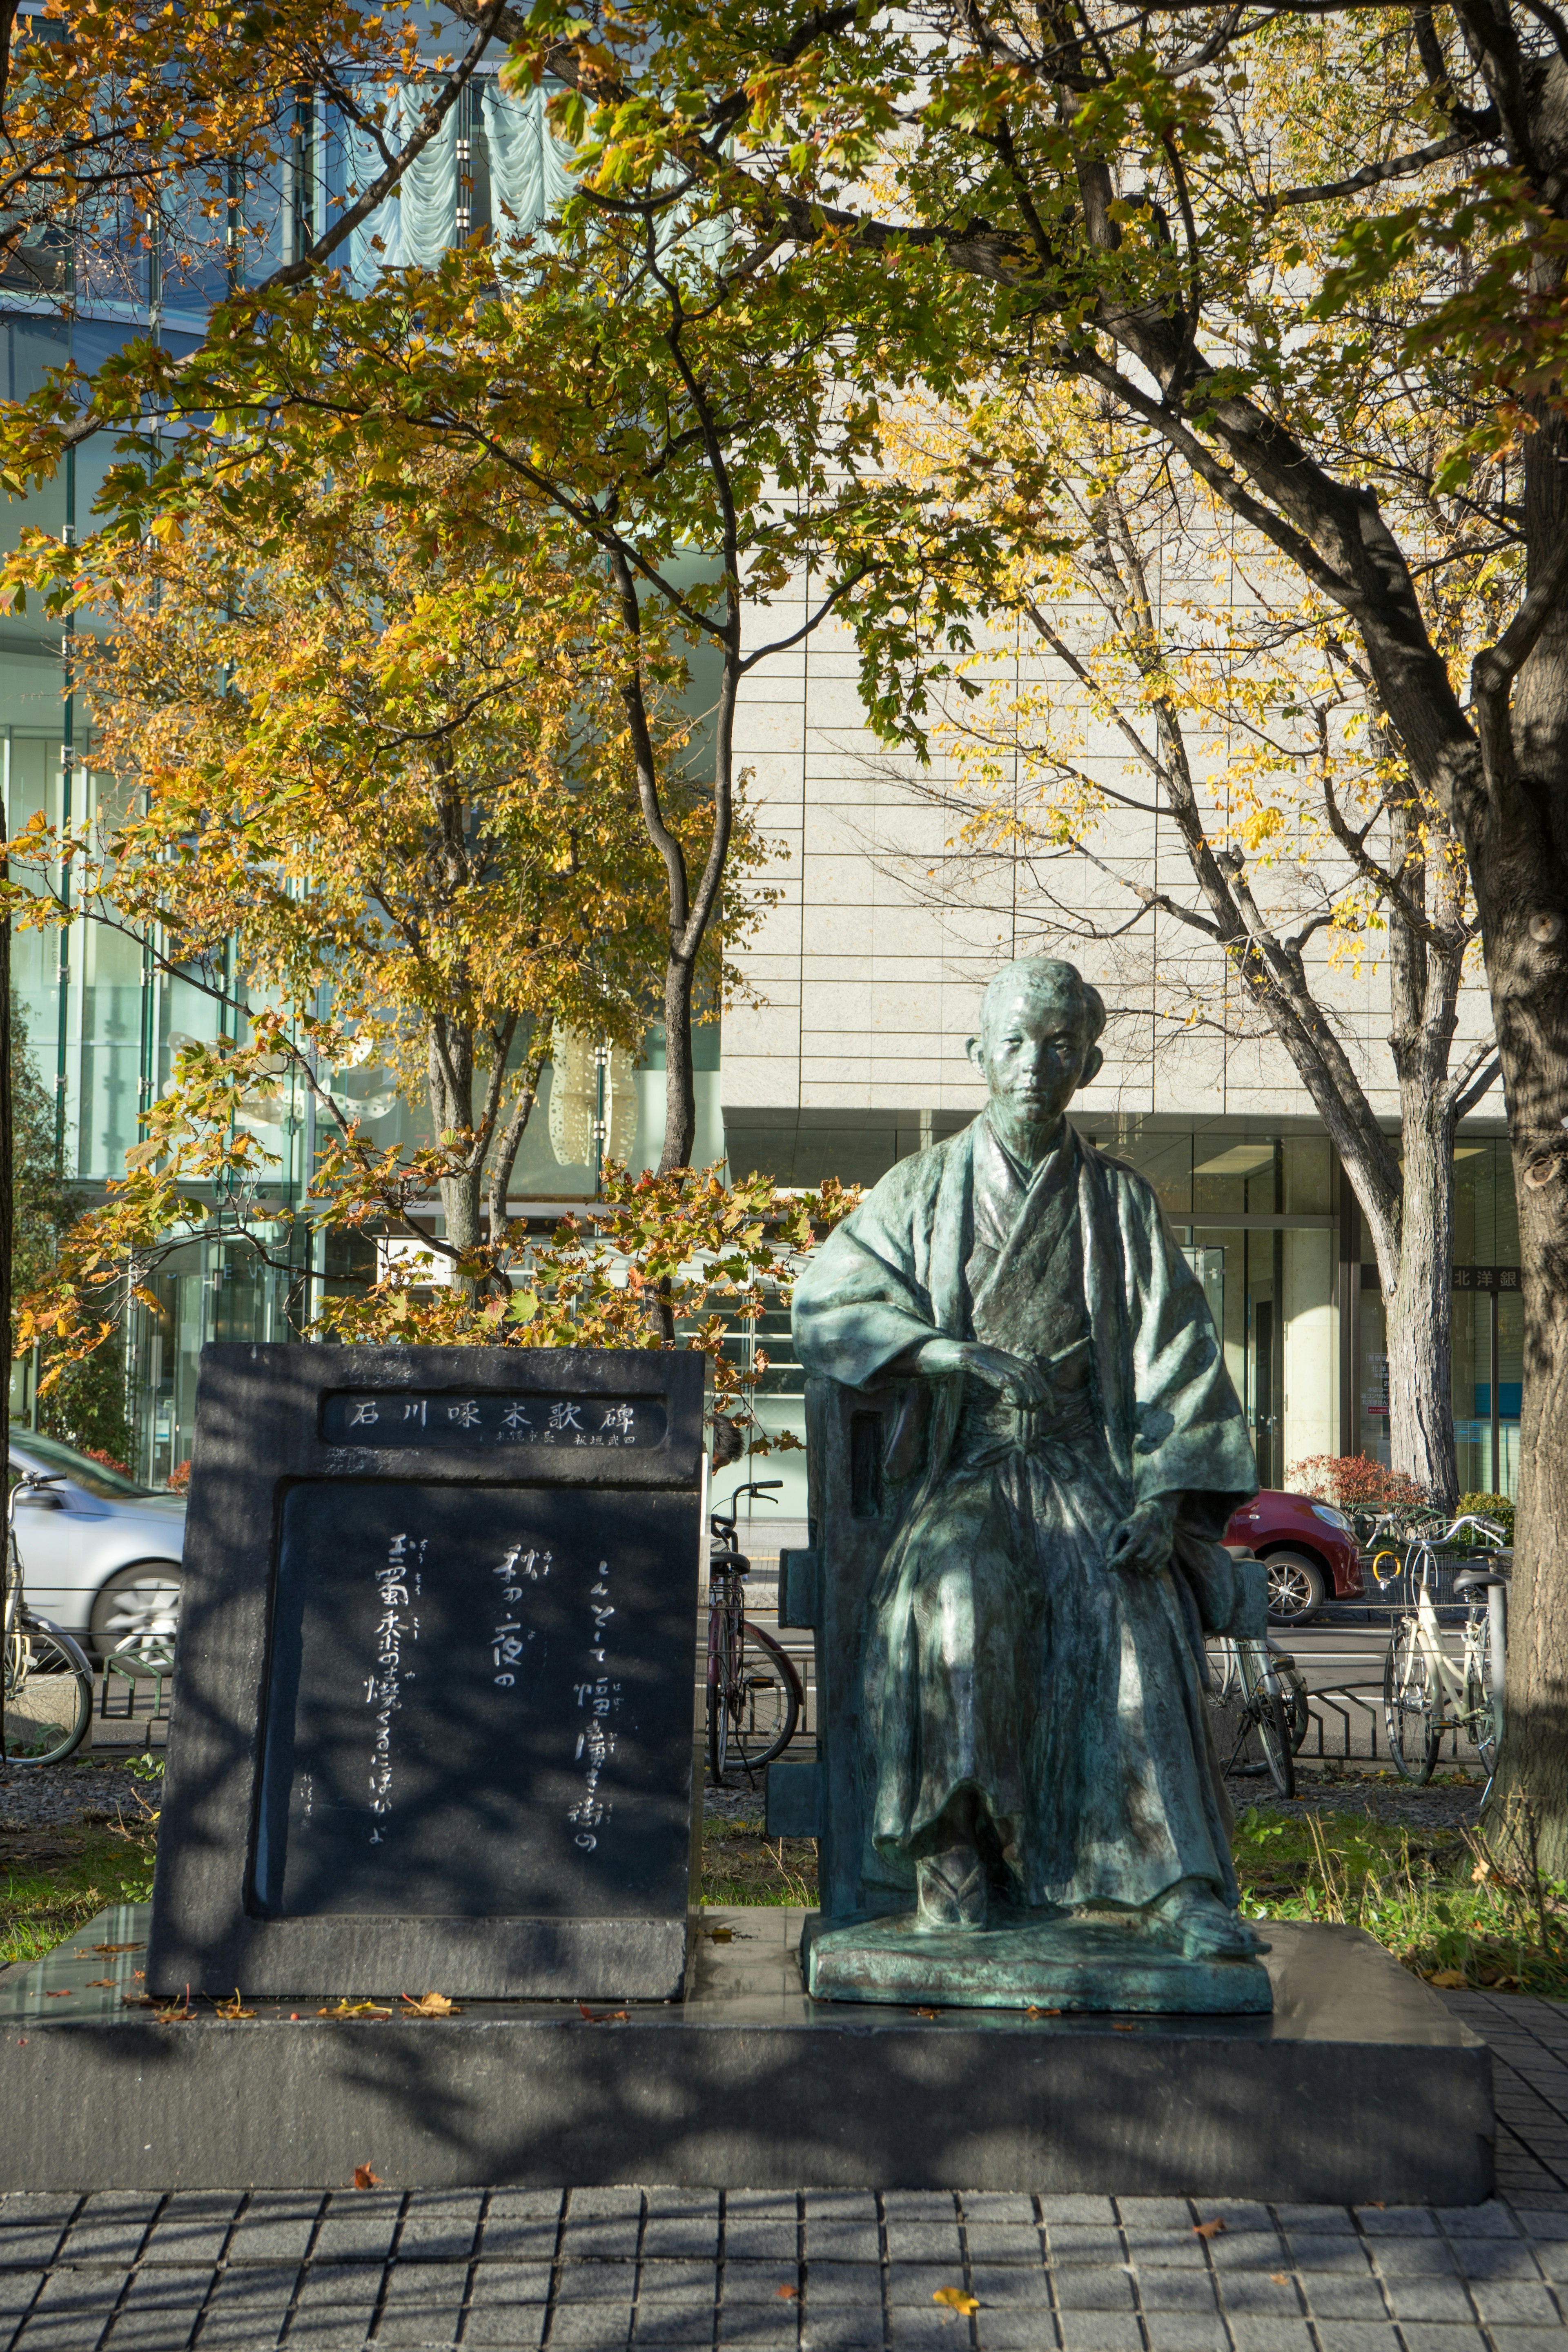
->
[466,2267,553,2304]
[640,2268,722,2301]
[58,2196,160,2267]
[961,2200,1037,2226]
[968,2271,1054,2308]
[965,2232,1045,2267]
[1221,2325,1315,2352]
[138,2198,240,2269]
[1479,2335,1568,2351]
[1052,2313,1141,2351]
[225,2198,324,2267]
[206,2267,302,2309]
[0,2232,69,2271]
[632,2309,716,2346]
[1205,2235,1291,2272]
[715,2267,799,2307]
[1036,2205,1111,2230]
[710,2310,797,2350]
[1118,2239,1206,2272]
[557,2268,640,2301]
[275,2318,375,2351]
[1466,2281,1562,2324]
[720,2230,799,2269]
[392,2205,481,2264]
[1272,2210,1356,2235]
[1134,2274,1217,2314]
[1364,2245,1459,2278]
[1049,2272,1133,2313]
[365,2320,462,2349]
[309,2197,402,2265]
[11,2273,128,2352]
[886,2268,969,2306]
[0,2274,45,2316]
[643,2222,720,2264]
[1437,2207,1520,2238]
[1114,2205,1192,2231]
[806,2229,882,2267]
[1296,2280,1387,2319]
[543,2311,636,2349]
[381,2269,471,2308]
[882,2201,959,2225]
[476,2219,561,2265]
[779,2314,871,2349]
[458,2311,547,2348]
[572,2196,643,2221]
[1391,2330,1488,2352]
[797,2268,879,2305]
[1355,2212,1437,2237]
[290,2268,384,2309]
[485,2196,563,2221]
[0,2203,77,2230]
[1211,2276,1301,2316]
[1138,2321,1226,2352]
[1283,2241,1374,2275]
[1308,2329,1403,2352]
[1040,2234,1116,2267]
[969,2320,1061,2352]
[885,2313,980,2348]
[1374,2281,1476,2324]
[884,2227,964,2267]
[563,2222,641,2265]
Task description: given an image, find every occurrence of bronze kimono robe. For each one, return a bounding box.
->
[791,1114,1259,1914]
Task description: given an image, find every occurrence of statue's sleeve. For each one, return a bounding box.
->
[791,1167,944,1390]
[1120,1175,1259,1534]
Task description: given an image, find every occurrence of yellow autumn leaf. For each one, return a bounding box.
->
[1241,806,1285,851]
[1427,1968,1467,1988]
[401,1990,460,2016]
[933,2288,980,2317]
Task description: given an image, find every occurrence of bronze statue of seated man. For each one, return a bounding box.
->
[792,956,1265,1978]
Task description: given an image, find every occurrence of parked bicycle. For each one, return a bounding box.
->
[2,1471,94,1765]
[1207,1632,1300,1799]
[706,1479,804,1782]
[1381,1515,1508,1786]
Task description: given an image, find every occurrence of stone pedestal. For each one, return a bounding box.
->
[0,1902,1491,2202]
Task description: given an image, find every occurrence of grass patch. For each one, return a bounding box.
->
[0,1817,157,1965]
[1236,1794,1568,1997]
[702,1817,817,1907]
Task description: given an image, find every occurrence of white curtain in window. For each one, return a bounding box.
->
[481,81,576,247]
[341,87,459,287]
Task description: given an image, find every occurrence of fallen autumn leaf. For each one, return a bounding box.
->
[352,2165,381,2191]
[400,1991,460,2016]
[933,2287,980,2318]
[1193,2220,1227,2240]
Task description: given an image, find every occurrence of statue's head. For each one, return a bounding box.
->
[967,957,1105,1134]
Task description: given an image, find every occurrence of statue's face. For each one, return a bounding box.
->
[967,986,1104,1126]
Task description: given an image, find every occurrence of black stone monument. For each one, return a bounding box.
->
[147,1345,706,2001]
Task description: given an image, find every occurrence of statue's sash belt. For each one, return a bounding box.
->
[952,1383,1097,1472]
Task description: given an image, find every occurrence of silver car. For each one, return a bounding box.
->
[7,1426,185,1655]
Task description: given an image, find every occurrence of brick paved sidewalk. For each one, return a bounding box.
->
[3,1989,1568,2352]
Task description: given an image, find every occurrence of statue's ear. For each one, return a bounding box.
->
[965,1034,983,1069]
[1081,1045,1104,1087]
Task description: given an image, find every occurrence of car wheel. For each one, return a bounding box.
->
[1264,1550,1328,1626]
[89,1563,181,1662]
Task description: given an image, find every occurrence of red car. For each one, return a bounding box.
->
[1224,1490,1363,1626]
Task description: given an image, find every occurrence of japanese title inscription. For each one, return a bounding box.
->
[147,1345,706,2000]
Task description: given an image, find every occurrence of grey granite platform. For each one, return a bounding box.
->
[0,1904,1490,2205]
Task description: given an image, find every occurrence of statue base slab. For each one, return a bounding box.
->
[0,1901,1489,2199]
[802,1909,1273,2012]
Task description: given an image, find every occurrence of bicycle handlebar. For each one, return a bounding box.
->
[710,1479,782,1534]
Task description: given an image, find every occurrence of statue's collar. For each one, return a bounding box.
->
[980,1109,1073,1187]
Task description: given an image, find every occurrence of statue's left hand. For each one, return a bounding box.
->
[1106,1499,1177,1577]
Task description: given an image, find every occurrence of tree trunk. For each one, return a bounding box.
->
[1384,1086,1461,1510]
[659,951,697,1175]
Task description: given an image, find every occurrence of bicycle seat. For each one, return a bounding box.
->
[1453,1567,1508,1595]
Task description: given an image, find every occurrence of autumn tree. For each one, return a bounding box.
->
[886,386,1501,1502]
[7,442,748,1322]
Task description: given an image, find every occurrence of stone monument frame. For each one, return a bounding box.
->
[147,1343,706,2002]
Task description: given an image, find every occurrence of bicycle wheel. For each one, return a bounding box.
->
[1278,1659,1312,1755]
[705,1622,731,1782]
[724,1624,803,1774]
[1207,1636,1244,1707]
[1253,1684,1296,1799]
[1384,1617,1441,1784]
[2,1619,92,1764]
[1464,1615,1502,1774]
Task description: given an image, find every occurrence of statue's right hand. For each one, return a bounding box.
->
[911,1337,1050,1408]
